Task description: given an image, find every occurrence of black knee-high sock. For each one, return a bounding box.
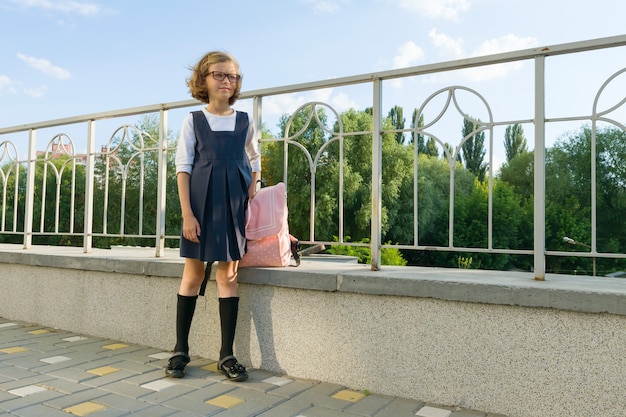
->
[219,297,239,360]
[174,294,198,353]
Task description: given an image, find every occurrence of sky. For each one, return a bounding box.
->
[1,0,625,168]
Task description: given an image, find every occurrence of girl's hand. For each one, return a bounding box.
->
[182,215,201,243]
[248,181,258,200]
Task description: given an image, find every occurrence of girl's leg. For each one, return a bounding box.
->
[214,260,239,298]
[165,258,204,378]
[215,260,239,359]
[175,258,205,352]
[215,261,247,381]
[179,258,206,296]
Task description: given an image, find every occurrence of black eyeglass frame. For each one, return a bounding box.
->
[208,71,241,83]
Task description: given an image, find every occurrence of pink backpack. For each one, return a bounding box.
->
[239,182,299,268]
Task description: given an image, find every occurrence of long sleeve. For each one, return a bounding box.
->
[244,115,261,173]
[175,113,195,175]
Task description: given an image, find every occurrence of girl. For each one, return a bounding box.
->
[166,51,260,381]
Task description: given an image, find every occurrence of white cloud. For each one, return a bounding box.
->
[313,1,339,12]
[17,53,71,80]
[471,34,538,57]
[9,0,102,15]
[428,28,464,59]
[267,88,358,117]
[23,86,48,98]
[426,30,538,81]
[260,88,358,134]
[263,94,308,121]
[466,34,537,81]
[393,41,425,69]
[387,41,426,88]
[392,0,471,21]
[0,75,14,93]
[300,0,347,13]
[328,91,358,112]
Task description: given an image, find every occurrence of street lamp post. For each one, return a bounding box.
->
[563,236,596,276]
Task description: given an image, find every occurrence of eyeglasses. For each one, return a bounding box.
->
[208,71,241,83]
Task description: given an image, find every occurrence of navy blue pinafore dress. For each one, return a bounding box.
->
[179,110,252,262]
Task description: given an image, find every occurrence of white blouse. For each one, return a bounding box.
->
[175,108,261,175]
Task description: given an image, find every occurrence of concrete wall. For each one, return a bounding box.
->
[0,244,625,417]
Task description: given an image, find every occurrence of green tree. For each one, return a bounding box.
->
[0,152,86,246]
[498,151,533,201]
[0,158,25,243]
[399,154,475,267]
[261,105,331,241]
[134,115,181,247]
[594,127,626,256]
[338,108,414,243]
[424,137,439,157]
[410,108,425,150]
[388,105,406,144]
[443,143,459,163]
[32,155,85,246]
[545,126,626,274]
[504,124,528,162]
[334,108,373,240]
[263,105,410,266]
[92,114,177,248]
[461,118,487,181]
[498,150,534,254]
[454,178,524,269]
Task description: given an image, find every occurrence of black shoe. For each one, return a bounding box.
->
[218,355,248,382]
[165,352,190,378]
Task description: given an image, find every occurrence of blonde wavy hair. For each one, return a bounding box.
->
[187,51,242,105]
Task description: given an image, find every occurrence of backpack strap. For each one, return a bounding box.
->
[199,262,212,297]
[290,235,301,267]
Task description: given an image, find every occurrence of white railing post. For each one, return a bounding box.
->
[23,129,36,249]
[154,110,168,257]
[253,96,262,142]
[533,56,547,280]
[371,79,383,271]
[83,120,96,253]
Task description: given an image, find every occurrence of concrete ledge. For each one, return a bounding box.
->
[0,244,624,316]
[242,262,626,315]
[0,244,185,277]
[334,267,626,315]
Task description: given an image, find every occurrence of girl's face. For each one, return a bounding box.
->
[205,61,240,103]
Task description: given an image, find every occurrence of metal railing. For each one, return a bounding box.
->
[1,35,625,280]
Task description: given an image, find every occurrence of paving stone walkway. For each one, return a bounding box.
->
[0,319,506,417]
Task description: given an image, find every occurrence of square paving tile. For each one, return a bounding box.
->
[8,385,49,397]
[416,405,453,417]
